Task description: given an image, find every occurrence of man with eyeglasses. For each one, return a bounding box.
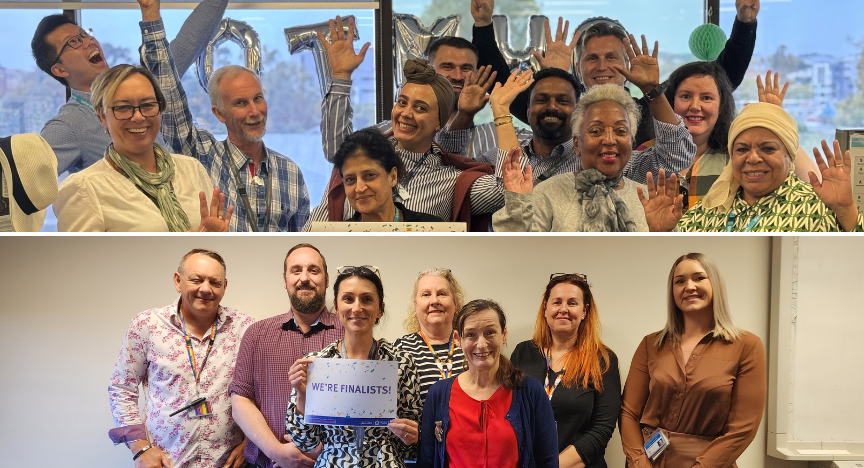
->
[108,249,253,468]
[230,243,344,468]
[139,0,310,232]
[31,0,229,176]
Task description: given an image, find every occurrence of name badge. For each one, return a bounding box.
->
[643,428,669,461]
[186,398,213,419]
[396,184,410,201]
[252,176,264,186]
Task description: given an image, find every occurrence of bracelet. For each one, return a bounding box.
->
[494,116,514,126]
[132,445,153,461]
[493,114,512,121]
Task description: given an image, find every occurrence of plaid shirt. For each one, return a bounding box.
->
[229,310,344,468]
[140,19,310,232]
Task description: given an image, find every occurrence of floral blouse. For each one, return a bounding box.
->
[286,339,421,467]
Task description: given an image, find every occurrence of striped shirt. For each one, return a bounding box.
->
[482,116,696,186]
[307,80,506,228]
[141,19,310,232]
[393,332,465,404]
[431,122,533,160]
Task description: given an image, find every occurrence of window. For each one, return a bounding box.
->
[720,0,864,151]
[82,8,377,206]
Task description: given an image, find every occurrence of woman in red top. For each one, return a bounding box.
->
[419,299,559,468]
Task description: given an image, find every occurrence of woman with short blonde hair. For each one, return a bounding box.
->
[395,268,468,403]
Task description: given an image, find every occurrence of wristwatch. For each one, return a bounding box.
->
[643,81,669,102]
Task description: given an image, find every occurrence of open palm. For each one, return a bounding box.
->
[637,170,683,232]
[810,140,854,210]
[501,147,533,194]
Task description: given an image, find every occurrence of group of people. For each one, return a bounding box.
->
[2,0,858,232]
[109,243,767,468]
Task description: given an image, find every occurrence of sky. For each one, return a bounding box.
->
[2,1,862,71]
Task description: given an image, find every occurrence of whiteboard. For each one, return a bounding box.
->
[768,237,864,462]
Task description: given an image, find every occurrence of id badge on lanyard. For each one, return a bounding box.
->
[176,307,218,419]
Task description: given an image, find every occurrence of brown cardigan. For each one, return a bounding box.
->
[326,142,494,232]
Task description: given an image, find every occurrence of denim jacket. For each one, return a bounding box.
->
[418,375,559,468]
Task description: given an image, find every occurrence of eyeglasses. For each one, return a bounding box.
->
[53,29,94,65]
[108,102,162,120]
[336,265,381,279]
[549,272,589,282]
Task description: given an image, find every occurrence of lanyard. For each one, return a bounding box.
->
[725,210,762,232]
[339,338,379,452]
[178,307,218,385]
[71,94,94,111]
[393,207,401,222]
[402,149,432,186]
[224,140,271,232]
[544,347,570,400]
[418,331,455,379]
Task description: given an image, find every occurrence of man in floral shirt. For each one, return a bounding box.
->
[108,249,254,468]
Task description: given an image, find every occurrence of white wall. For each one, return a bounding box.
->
[0,235,804,467]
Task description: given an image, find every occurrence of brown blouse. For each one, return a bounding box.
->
[620,331,767,468]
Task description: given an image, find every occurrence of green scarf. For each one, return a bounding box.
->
[106,144,191,232]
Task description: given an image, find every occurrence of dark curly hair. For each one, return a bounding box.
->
[333,128,406,186]
[664,61,736,154]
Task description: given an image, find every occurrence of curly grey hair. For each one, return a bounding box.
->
[570,84,641,142]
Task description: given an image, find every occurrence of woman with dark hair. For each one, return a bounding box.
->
[286,266,421,467]
[419,299,559,468]
[662,66,818,207]
[620,253,767,467]
[511,274,621,468]
[324,128,442,224]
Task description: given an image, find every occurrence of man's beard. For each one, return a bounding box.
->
[290,287,325,315]
[533,110,570,141]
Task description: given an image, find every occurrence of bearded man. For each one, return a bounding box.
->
[229,243,344,468]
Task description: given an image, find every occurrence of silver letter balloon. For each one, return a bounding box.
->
[285,16,359,98]
[196,18,262,92]
[392,13,459,90]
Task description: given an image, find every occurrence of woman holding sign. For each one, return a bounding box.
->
[511,273,622,468]
[619,253,767,467]
[286,266,421,467]
[395,268,467,403]
[419,299,559,468]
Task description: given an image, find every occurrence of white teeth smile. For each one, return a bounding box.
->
[397,122,416,131]
[474,352,491,357]
[542,117,561,122]
[746,171,767,177]
[594,77,611,82]
[127,128,147,133]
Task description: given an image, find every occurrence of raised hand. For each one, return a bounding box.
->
[757,70,788,107]
[611,34,660,94]
[810,140,856,219]
[137,0,160,21]
[458,65,497,116]
[471,0,494,27]
[318,16,371,80]
[196,188,233,232]
[501,147,534,194]
[387,418,419,446]
[530,17,579,71]
[489,68,534,115]
[637,169,683,232]
[736,0,760,23]
[289,358,314,398]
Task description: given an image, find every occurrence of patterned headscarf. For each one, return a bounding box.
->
[402,58,454,128]
[701,102,799,211]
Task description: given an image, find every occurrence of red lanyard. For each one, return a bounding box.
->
[419,330,455,379]
[178,307,218,385]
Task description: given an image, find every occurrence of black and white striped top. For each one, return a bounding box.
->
[304,79,506,230]
[394,332,465,404]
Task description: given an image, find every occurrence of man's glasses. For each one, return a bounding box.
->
[109,102,162,120]
[336,265,381,279]
[53,29,94,65]
[549,272,589,282]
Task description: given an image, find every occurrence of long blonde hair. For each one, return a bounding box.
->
[403,268,466,333]
[654,253,743,348]
[531,275,610,391]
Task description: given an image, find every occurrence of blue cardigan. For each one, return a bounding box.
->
[418,375,559,468]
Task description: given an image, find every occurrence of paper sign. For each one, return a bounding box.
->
[304,358,398,426]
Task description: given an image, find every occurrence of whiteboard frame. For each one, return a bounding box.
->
[768,236,864,461]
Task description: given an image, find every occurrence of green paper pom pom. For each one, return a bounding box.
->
[689,23,728,61]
